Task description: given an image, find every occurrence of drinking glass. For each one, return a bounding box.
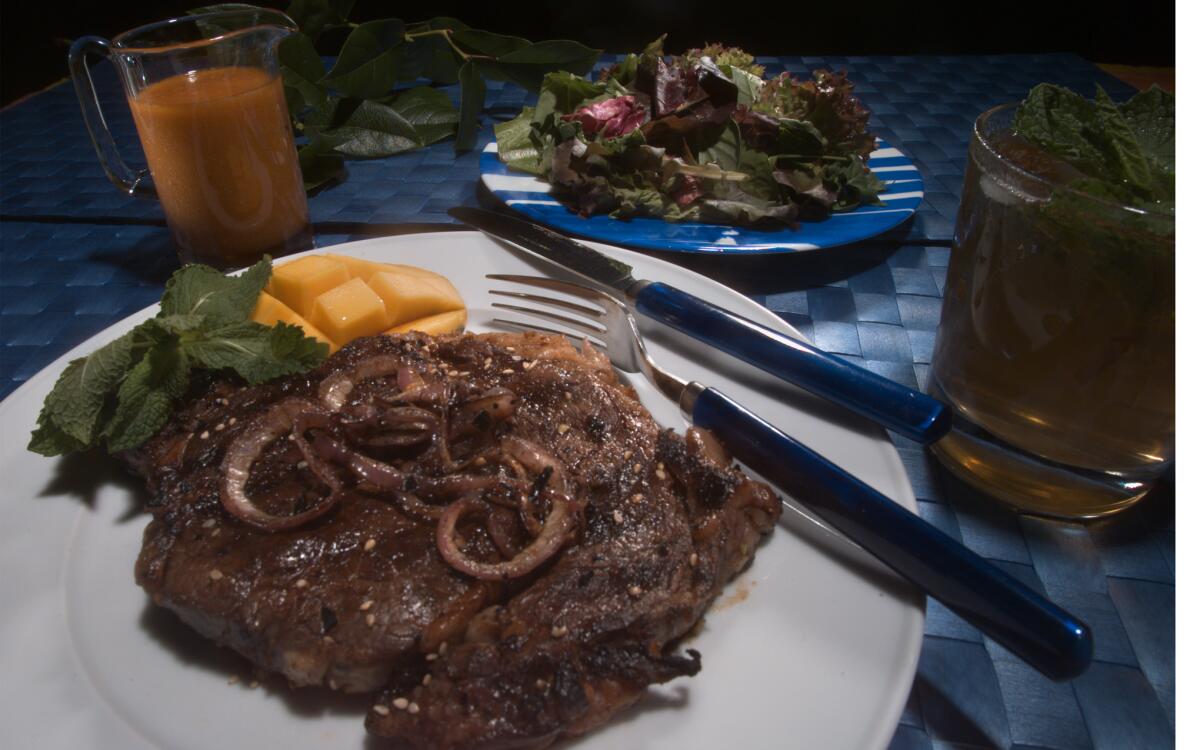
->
[928,103,1174,518]
[69,8,312,270]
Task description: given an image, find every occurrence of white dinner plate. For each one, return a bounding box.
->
[0,232,923,750]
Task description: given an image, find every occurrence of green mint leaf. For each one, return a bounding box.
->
[321,18,408,100]
[43,332,138,445]
[1088,86,1154,195]
[159,256,272,327]
[379,87,458,146]
[1013,83,1106,172]
[102,345,192,453]
[285,0,357,40]
[182,321,329,385]
[28,411,88,457]
[1120,85,1174,180]
[455,60,486,152]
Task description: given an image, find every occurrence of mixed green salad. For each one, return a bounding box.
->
[496,37,885,227]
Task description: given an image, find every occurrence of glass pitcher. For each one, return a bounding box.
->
[69,9,312,270]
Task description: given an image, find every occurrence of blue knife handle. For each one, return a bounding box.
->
[634,281,951,444]
[689,385,1093,681]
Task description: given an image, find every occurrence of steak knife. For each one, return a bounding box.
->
[450,206,951,444]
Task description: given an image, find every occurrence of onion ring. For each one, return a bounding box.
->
[318,355,409,411]
[436,489,580,581]
[219,398,342,531]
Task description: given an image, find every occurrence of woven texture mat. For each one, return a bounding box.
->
[0,53,1173,750]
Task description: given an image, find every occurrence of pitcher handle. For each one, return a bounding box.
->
[68,36,155,198]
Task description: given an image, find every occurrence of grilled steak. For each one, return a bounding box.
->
[127,331,780,747]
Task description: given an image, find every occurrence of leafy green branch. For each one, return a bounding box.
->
[195,3,600,191]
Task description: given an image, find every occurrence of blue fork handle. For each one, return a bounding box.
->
[687,385,1093,681]
[634,281,951,444]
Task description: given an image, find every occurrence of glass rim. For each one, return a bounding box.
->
[974,102,1174,221]
[110,9,296,53]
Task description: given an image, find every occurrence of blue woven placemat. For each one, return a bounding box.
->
[0,53,1172,750]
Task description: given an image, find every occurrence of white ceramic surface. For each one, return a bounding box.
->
[0,232,923,750]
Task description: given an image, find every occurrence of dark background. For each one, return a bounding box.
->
[1,0,1175,106]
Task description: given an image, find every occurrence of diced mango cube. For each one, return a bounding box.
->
[267,255,351,318]
[368,271,465,327]
[250,292,336,350]
[386,309,468,336]
[309,278,390,347]
[326,253,444,283]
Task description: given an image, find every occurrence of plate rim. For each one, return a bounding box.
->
[478,138,925,255]
[0,231,923,750]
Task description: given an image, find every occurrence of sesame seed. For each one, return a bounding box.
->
[392,697,410,710]
[483,358,492,367]
[287,434,296,441]
[557,423,570,434]
[228,417,237,425]
[623,450,633,460]
[613,510,624,524]
[473,456,487,466]
[522,361,533,369]
[565,392,573,400]
[211,529,220,537]
[422,673,432,686]
[655,469,667,480]
[632,493,644,502]
[629,585,643,597]
[407,702,420,715]
[200,431,210,440]
[363,538,377,551]
[329,679,339,690]
[296,460,308,470]
[500,368,515,375]
[438,641,448,655]
[323,635,335,645]
[511,354,522,361]
[633,463,642,472]
[227,674,240,685]
[426,652,438,662]
[201,518,216,529]
[551,624,568,638]
[215,422,226,432]
[248,680,260,689]
[209,569,224,581]
[373,704,390,716]
[295,579,309,589]
[360,600,374,611]
[366,613,377,627]
[505,346,515,351]
[536,679,548,690]
[689,553,699,567]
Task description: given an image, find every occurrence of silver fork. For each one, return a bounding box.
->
[486,272,1093,682]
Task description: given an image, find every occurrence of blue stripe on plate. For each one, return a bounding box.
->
[479,138,924,255]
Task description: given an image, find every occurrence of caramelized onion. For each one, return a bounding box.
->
[219,398,342,531]
[436,489,580,581]
[318,355,411,411]
[450,388,517,438]
[500,436,568,494]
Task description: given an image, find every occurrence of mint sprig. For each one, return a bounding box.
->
[28,258,329,457]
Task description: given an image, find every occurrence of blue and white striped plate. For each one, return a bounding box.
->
[479,138,924,254]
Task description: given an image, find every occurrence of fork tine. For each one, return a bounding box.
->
[492,302,607,337]
[488,289,603,319]
[491,317,608,350]
[485,274,609,304]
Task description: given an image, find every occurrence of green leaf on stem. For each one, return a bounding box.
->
[278,32,325,83]
[321,99,424,158]
[159,256,272,327]
[380,87,458,145]
[479,40,601,91]
[322,18,408,100]
[285,0,357,39]
[298,136,348,192]
[455,60,486,152]
[452,28,531,57]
